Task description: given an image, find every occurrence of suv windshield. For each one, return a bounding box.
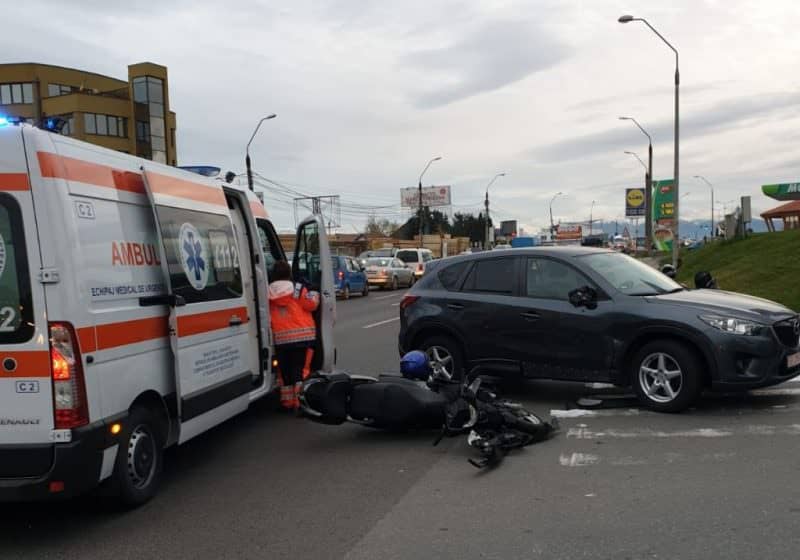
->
[396,250,419,263]
[0,195,34,343]
[580,252,683,296]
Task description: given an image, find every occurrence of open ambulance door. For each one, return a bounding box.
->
[292,215,336,373]
[140,166,252,444]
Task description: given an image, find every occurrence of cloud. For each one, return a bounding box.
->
[404,19,571,109]
[530,90,800,162]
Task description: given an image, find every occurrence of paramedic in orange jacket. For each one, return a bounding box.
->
[268,260,320,410]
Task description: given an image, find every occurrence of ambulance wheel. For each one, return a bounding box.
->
[112,407,164,507]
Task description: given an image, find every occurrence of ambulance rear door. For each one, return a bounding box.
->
[140,166,251,444]
[0,124,54,476]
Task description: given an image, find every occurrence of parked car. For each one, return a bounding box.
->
[358,248,398,267]
[365,257,415,290]
[396,248,434,279]
[332,255,369,299]
[399,247,800,412]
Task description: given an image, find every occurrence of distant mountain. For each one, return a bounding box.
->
[590,218,776,239]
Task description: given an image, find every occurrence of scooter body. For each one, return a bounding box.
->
[301,372,448,430]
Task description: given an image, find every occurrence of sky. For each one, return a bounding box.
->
[4,0,800,233]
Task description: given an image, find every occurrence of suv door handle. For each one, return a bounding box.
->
[447,303,464,311]
[520,311,540,321]
[229,315,243,326]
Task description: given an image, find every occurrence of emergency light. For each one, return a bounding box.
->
[0,115,23,127]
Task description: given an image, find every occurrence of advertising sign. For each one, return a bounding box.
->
[400,185,452,208]
[500,220,518,236]
[625,188,646,217]
[555,223,582,241]
[762,182,800,201]
[652,179,675,252]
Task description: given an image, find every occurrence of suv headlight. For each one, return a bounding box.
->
[699,315,765,336]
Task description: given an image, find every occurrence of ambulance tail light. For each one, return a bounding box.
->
[49,322,89,429]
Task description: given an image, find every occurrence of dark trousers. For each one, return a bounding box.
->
[276,345,314,409]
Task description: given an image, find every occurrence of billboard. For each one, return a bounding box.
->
[652,179,675,252]
[625,188,646,217]
[762,182,800,201]
[500,220,518,236]
[555,223,582,241]
[400,185,452,208]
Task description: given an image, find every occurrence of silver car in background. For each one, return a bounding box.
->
[365,257,415,290]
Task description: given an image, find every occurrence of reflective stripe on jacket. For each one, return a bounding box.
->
[269,280,319,345]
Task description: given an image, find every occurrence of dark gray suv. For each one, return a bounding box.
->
[398,247,800,412]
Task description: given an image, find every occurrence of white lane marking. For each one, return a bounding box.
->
[567,424,800,439]
[751,387,800,396]
[551,408,644,418]
[362,317,401,329]
[374,293,403,301]
[559,453,599,467]
[391,302,400,307]
[584,382,616,390]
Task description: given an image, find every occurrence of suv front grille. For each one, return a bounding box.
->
[773,316,800,348]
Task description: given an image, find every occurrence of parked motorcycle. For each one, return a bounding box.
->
[299,351,558,468]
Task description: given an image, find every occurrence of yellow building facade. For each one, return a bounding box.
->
[0,62,177,166]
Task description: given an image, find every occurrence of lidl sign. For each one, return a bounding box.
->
[625,188,646,217]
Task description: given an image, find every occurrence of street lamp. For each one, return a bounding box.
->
[624,150,647,172]
[417,156,442,246]
[245,113,277,192]
[619,116,653,253]
[484,172,506,250]
[549,191,563,239]
[589,200,596,237]
[694,175,714,238]
[619,14,680,268]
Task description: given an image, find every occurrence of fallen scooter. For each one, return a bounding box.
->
[299,351,558,468]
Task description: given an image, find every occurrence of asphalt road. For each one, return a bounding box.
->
[3,289,800,559]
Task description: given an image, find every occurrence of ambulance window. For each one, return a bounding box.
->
[256,219,285,278]
[0,195,34,343]
[156,207,243,303]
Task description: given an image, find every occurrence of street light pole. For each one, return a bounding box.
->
[417,156,442,247]
[245,113,277,192]
[589,200,596,237]
[694,175,714,238]
[619,116,653,253]
[619,15,680,269]
[484,173,505,250]
[549,191,563,241]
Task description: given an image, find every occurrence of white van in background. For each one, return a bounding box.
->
[0,121,335,505]
[395,248,434,279]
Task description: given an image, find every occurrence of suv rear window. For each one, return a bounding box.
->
[438,261,470,291]
[0,195,34,343]
[397,250,419,263]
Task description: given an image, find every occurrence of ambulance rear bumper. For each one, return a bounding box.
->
[0,420,108,501]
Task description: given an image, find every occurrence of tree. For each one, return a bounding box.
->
[452,212,492,243]
[365,214,401,237]
[394,207,451,240]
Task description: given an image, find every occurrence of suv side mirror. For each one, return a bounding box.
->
[568,286,598,310]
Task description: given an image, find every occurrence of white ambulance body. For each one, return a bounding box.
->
[0,122,335,504]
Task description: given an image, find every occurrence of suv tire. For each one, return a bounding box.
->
[418,335,465,381]
[631,340,702,413]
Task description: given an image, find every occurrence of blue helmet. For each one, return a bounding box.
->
[400,351,431,380]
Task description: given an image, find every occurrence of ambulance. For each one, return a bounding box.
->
[0,119,335,505]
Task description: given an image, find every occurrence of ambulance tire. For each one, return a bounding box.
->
[112,406,165,507]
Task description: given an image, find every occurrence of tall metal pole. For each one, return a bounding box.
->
[589,200,596,237]
[483,173,505,250]
[417,156,442,247]
[619,15,679,268]
[245,113,277,192]
[620,117,653,254]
